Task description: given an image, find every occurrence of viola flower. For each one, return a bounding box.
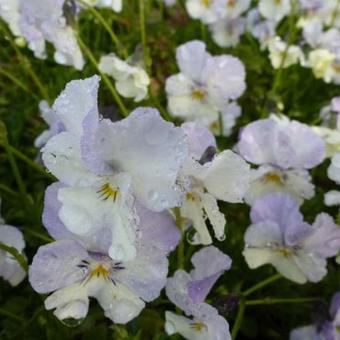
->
[180,123,251,245]
[243,192,340,284]
[30,200,180,324]
[166,40,246,136]
[211,0,251,20]
[99,53,150,102]
[268,37,304,69]
[19,0,84,70]
[325,153,340,206]
[236,115,325,204]
[209,17,246,48]
[258,0,291,23]
[165,246,232,340]
[185,0,223,24]
[246,9,277,50]
[313,96,340,157]
[41,75,187,261]
[290,291,340,340]
[82,0,122,12]
[0,215,26,286]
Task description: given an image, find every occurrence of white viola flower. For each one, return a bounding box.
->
[0,0,21,37]
[166,40,246,135]
[19,0,84,70]
[99,53,150,102]
[30,201,180,324]
[268,37,305,69]
[0,218,26,286]
[209,17,246,48]
[236,115,326,205]
[259,0,291,23]
[313,96,340,157]
[246,9,277,50]
[41,76,188,262]
[165,246,232,340]
[185,0,224,24]
[82,0,122,12]
[180,123,251,245]
[243,192,340,284]
[325,153,340,206]
[212,0,251,20]
[307,48,337,83]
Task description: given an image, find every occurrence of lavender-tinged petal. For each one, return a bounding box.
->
[29,239,88,293]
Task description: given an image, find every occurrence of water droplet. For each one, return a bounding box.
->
[60,317,84,327]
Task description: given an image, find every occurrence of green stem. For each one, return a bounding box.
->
[3,141,28,203]
[77,35,129,117]
[0,242,28,272]
[77,0,128,58]
[6,144,55,180]
[245,297,320,306]
[0,307,25,323]
[231,297,245,339]
[139,0,149,70]
[330,0,340,27]
[0,68,40,101]
[0,23,50,102]
[200,22,207,43]
[24,229,53,243]
[243,273,282,297]
[174,207,185,269]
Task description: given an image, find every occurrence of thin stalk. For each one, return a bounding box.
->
[174,207,185,269]
[330,0,340,27]
[5,144,55,181]
[3,141,28,203]
[243,273,282,297]
[231,297,245,339]
[0,308,25,323]
[78,35,129,117]
[0,68,40,101]
[24,229,53,243]
[0,24,50,102]
[77,0,128,58]
[245,297,320,306]
[200,22,207,43]
[139,0,149,70]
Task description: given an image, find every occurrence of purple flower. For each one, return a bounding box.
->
[236,115,325,204]
[165,246,232,339]
[243,192,340,284]
[29,201,180,324]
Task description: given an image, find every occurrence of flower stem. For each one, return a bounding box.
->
[5,144,55,181]
[231,297,245,339]
[77,35,129,117]
[330,0,340,27]
[243,273,282,297]
[139,0,149,71]
[77,0,128,58]
[245,297,321,306]
[0,308,25,323]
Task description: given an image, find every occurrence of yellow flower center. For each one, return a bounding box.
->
[97,183,119,201]
[262,171,284,185]
[90,264,110,279]
[333,63,340,73]
[276,246,293,257]
[191,89,206,100]
[227,0,236,8]
[190,322,206,331]
[186,192,199,202]
[201,0,210,7]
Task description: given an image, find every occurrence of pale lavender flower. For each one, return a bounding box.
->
[0,215,26,286]
[180,122,251,245]
[19,0,84,69]
[29,200,179,324]
[41,75,188,261]
[243,192,340,284]
[166,40,246,135]
[290,291,340,340]
[165,246,232,339]
[236,115,325,204]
